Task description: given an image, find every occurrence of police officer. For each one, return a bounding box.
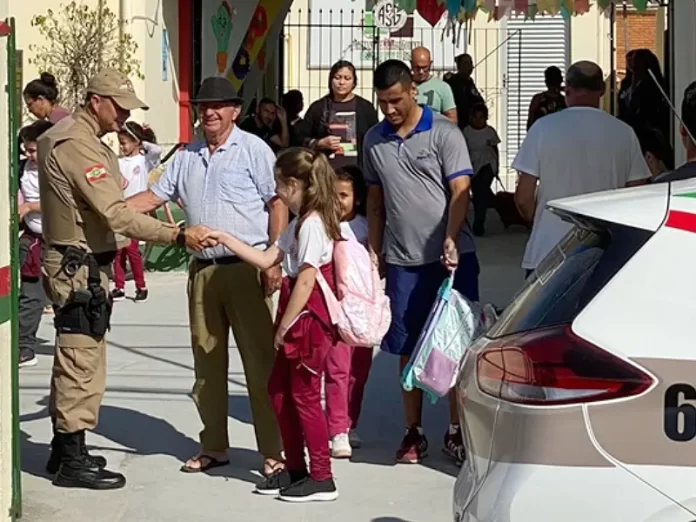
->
[37,69,205,490]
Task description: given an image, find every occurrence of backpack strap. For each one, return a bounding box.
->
[316,271,341,325]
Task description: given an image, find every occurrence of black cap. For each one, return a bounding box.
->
[192,76,243,104]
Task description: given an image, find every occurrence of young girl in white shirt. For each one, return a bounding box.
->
[203,148,343,503]
[112,122,162,303]
[325,165,373,458]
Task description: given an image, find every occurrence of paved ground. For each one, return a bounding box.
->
[18,216,527,522]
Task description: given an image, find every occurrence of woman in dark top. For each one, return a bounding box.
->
[618,49,670,140]
[303,60,378,169]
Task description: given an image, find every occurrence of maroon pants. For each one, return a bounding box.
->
[113,239,146,290]
[325,342,374,436]
[268,347,332,480]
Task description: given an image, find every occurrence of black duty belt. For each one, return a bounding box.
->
[195,256,242,267]
[54,246,116,267]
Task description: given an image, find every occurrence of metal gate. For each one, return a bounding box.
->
[282,8,475,106]
[504,14,570,180]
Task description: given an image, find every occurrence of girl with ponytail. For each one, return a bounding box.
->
[202,147,342,502]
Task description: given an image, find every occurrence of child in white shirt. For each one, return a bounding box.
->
[112,122,162,303]
[17,120,54,367]
[463,103,501,236]
[202,148,343,503]
[325,165,373,458]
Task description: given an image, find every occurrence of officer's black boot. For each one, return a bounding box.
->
[52,431,125,490]
[46,429,107,474]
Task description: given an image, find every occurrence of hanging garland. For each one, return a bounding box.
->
[394,0,655,26]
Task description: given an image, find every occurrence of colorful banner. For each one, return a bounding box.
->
[240,0,291,105]
[418,0,653,20]
[227,0,286,91]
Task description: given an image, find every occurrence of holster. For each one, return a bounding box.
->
[53,246,113,341]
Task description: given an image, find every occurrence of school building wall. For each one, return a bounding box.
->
[10,0,183,149]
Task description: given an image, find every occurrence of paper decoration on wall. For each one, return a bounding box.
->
[403,0,655,21]
[211,1,234,74]
[417,0,447,26]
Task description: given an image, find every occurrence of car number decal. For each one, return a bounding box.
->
[664,383,696,441]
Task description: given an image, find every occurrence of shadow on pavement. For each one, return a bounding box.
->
[371,518,414,522]
[20,397,262,486]
[343,350,461,478]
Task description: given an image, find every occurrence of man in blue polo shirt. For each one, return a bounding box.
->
[363,59,479,465]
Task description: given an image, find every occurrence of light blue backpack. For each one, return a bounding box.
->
[401,273,490,404]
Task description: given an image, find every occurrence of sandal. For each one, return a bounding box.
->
[180,454,230,474]
[263,459,285,478]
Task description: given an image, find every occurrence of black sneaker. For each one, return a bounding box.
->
[19,348,37,368]
[110,289,125,301]
[134,288,148,303]
[443,425,466,465]
[255,468,308,496]
[279,477,338,503]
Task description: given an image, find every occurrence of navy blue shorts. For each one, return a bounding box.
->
[381,252,480,357]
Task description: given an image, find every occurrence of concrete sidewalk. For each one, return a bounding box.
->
[18,219,527,522]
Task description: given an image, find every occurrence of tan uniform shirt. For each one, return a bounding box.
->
[37,109,176,254]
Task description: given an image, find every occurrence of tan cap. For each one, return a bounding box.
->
[86,69,148,111]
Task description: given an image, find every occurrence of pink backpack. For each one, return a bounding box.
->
[317,238,392,347]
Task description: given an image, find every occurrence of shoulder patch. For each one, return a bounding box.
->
[85,164,109,184]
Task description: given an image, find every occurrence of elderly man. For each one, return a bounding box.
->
[127,76,286,475]
[410,47,457,123]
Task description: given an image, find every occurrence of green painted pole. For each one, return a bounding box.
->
[7,16,22,520]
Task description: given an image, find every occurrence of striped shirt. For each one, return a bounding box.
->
[150,125,277,260]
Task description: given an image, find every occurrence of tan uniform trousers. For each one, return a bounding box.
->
[43,248,109,434]
[188,259,282,458]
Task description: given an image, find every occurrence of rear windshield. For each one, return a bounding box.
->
[489,221,652,339]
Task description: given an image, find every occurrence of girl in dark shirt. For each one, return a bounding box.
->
[303,60,378,170]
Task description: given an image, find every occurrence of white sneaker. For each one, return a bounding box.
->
[348,429,362,449]
[331,433,352,458]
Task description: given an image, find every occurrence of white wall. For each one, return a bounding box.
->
[569,4,611,72]
[11,0,181,147]
[672,0,695,166]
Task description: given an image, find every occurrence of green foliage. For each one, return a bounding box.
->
[28,1,143,111]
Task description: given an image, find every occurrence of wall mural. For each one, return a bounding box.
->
[202,0,290,92]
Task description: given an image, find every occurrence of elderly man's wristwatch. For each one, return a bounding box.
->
[176,227,187,247]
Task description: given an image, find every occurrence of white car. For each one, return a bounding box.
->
[454,179,696,522]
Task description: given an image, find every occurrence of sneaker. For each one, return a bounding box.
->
[348,429,362,449]
[279,477,338,503]
[443,424,466,465]
[396,425,428,464]
[19,349,38,368]
[255,468,307,496]
[331,433,352,459]
[110,289,125,301]
[134,288,148,303]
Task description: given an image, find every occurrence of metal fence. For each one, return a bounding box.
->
[280,9,524,183]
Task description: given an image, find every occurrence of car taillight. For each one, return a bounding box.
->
[476,324,653,405]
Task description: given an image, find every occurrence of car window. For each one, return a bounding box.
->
[489,221,652,339]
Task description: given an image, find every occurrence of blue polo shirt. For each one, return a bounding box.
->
[362,106,475,266]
